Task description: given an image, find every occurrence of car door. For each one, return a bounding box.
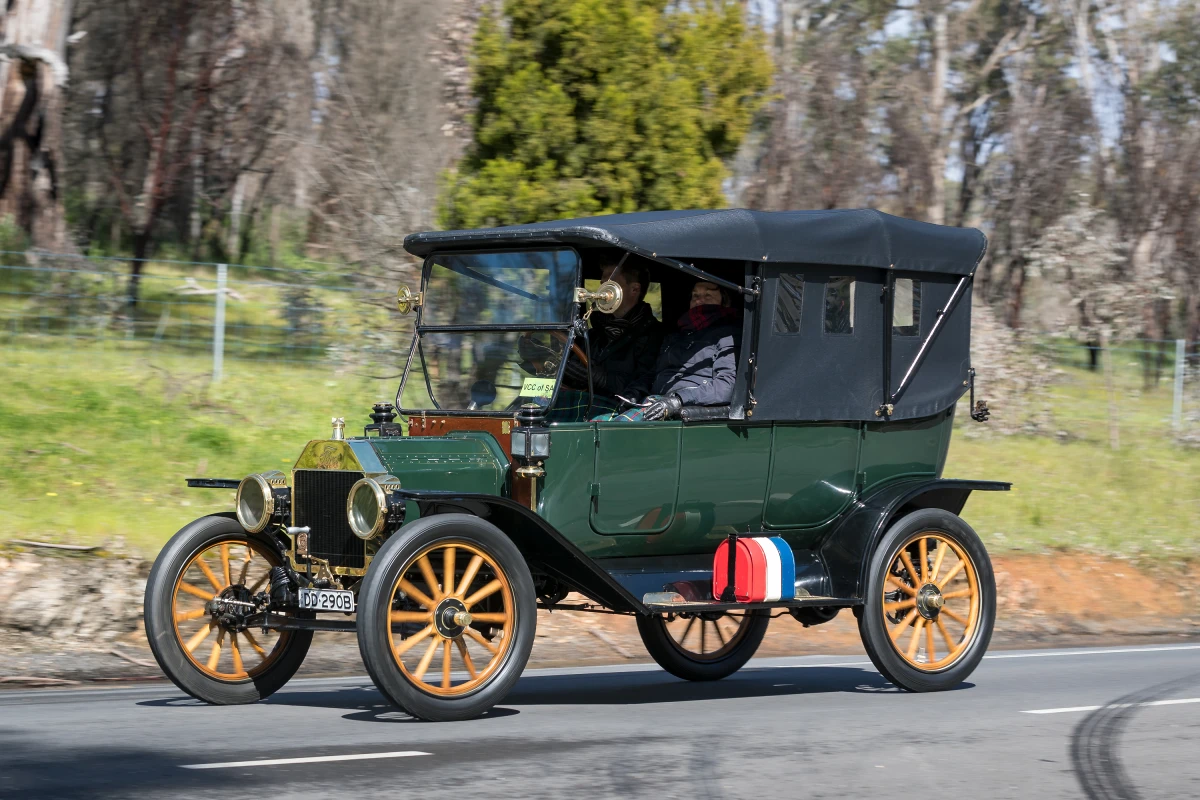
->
[589,420,682,534]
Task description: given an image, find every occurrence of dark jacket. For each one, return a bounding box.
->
[571,301,663,396]
[631,308,740,407]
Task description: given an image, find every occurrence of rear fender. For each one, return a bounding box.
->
[395,490,645,613]
[819,478,1010,599]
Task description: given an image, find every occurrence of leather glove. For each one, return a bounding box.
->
[562,355,606,391]
[641,394,683,421]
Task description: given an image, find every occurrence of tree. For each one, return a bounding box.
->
[438,0,772,229]
[68,0,301,307]
[0,0,73,250]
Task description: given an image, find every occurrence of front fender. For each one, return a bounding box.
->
[819,478,1011,599]
[394,490,646,613]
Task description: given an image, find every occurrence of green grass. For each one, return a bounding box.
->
[1,340,1197,560]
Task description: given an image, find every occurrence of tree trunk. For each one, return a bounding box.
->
[926,8,949,224]
[0,0,73,251]
[128,232,150,310]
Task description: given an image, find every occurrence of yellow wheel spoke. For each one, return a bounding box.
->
[464,579,502,609]
[900,551,922,587]
[943,589,972,600]
[391,610,433,623]
[443,547,457,601]
[241,628,267,658]
[926,620,936,663]
[937,560,965,590]
[220,544,232,588]
[906,618,926,660]
[175,608,208,623]
[394,625,434,657]
[883,598,916,613]
[936,616,957,654]
[929,541,948,583]
[185,623,215,653]
[179,581,215,601]
[941,607,968,627]
[464,626,499,655]
[417,556,442,602]
[888,608,919,643]
[455,637,478,679]
[413,638,440,681]
[442,640,452,690]
[195,560,223,593]
[397,578,436,610]
[206,630,225,671]
[918,538,929,584]
[470,612,509,624]
[230,634,246,677]
[455,555,484,597]
[886,574,917,596]
[237,548,254,586]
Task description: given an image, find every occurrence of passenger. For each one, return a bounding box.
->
[561,258,664,396]
[597,280,740,421]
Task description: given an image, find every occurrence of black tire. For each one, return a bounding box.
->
[858,508,995,692]
[636,609,770,681]
[357,514,536,721]
[144,515,313,704]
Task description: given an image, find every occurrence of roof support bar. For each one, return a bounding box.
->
[657,256,759,299]
[880,272,896,417]
[888,275,971,410]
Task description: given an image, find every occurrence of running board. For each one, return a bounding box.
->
[641,595,857,614]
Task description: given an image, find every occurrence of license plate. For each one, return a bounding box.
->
[298,588,356,612]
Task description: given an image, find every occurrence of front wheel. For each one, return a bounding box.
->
[857,508,995,692]
[357,514,536,721]
[636,609,770,681]
[144,515,313,704]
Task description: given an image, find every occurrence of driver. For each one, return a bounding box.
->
[561,257,663,397]
[596,280,740,421]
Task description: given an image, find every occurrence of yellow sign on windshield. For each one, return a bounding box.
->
[520,377,557,398]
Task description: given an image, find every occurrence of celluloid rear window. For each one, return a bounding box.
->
[893,278,921,336]
[773,273,804,334]
[824,277,854,334]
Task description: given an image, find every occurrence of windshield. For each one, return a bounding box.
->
[402,331,568,413]
[421,249,579,326]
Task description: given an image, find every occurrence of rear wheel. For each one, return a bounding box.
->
[357,514,536,721]
[858,508,995,692]
[144,515,313,704]
[636,609,769,681]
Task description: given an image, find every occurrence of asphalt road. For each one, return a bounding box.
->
[2,643,1199,800]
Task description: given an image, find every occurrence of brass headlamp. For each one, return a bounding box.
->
[235,471,290,533]
[346,474,406,540]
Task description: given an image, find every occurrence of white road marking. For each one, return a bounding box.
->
[1022,698,1200,715]
[181,751,431,770]
[985,644,1200,660]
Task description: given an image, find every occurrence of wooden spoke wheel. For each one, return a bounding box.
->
[357,514,536,721]
[385,541,515,697]
[144,516,313,704]
[637,608,770,681]
[881,531,980,671]
[858,509,995,692]
[171,538,289,681]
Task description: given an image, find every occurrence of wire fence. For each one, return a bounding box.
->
[1,252,1197,444]
[0,251,413,377]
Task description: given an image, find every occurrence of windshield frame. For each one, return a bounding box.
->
[395,247,583,418]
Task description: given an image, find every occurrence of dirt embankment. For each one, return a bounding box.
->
[1,549,1197,686]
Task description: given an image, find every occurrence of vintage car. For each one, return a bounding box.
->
[144,208,1008,721]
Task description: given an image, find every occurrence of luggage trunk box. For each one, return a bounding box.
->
[712,536,796,603]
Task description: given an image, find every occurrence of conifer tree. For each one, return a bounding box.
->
[438,0,771,228]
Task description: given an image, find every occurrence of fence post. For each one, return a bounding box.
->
[213,263,227,383]
[1174,338,1186,431]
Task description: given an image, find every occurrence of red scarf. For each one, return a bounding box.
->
[679,304,738,332]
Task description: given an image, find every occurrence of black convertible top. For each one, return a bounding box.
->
[404,208,988,276]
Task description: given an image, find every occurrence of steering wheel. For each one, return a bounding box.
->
[518,331,588,378]
[551,330,589,367]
